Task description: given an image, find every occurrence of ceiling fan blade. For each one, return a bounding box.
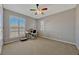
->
[30,9,36,11]
[41,8,48,10]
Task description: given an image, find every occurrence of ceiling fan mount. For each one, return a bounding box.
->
[36,4,39,8]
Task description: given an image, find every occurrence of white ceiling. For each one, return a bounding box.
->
[3,4,76,19]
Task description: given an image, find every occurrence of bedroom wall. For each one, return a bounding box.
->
[3,9,36,43]
[0,4,3,54]
[37,8,76,44]
[75,5,79,49]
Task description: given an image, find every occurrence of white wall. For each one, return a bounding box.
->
[37,9,76,44]
[75,5,79,49]
[0,4,3,54]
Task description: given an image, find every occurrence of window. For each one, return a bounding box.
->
[9,16,18,38]
[9,16,25,38]
[19,18,25,37]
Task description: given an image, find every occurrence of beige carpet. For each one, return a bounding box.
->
[2,37,78,55]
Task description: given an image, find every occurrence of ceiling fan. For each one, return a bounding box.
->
[30,4,48,15]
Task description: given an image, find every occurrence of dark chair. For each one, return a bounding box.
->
[33,30,36,33]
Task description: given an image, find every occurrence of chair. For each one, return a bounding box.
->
[30,29,37,39]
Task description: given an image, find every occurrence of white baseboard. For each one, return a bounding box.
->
[4,39,19,44]
[4,36,76,46]
[40,36,76,45]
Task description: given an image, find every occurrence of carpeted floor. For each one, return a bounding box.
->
[2,37,79,55]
